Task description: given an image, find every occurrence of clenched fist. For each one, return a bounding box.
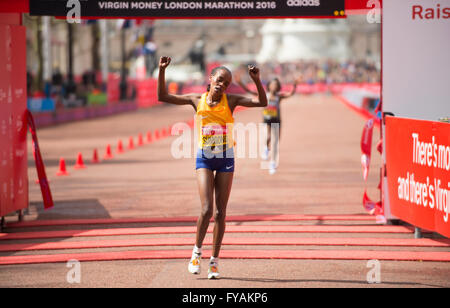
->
[248,65,260,81]
[159,56,171,69]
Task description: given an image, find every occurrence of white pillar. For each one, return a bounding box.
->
[100,20,109,86]
[258,19,351,63]
[256,20,283,63]
[278,20,331,61]
[42,16,52,83]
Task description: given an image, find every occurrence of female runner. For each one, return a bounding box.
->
[158,56,267,279]
[235,74,299,174]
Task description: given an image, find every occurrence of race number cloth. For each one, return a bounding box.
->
[360,117,384,221]
[361,118,374,181]
[263,96,280,120]
[196,93,234,153]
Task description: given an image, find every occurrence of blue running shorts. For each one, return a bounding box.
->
[196,148,234,172]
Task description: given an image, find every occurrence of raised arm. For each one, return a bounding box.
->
[229,65,267,110]
[234,71,258,96]
[158,56,198,110]
[279,76,301,99]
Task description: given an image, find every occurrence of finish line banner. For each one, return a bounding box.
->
[29,0,346,18]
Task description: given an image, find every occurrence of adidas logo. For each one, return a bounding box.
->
[287,0,320,7]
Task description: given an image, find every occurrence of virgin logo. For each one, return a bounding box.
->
[15,88,24,99]
[1,120,6,135]
[16,117,23,132]
[0,89,6,102]
[15,150,25,157]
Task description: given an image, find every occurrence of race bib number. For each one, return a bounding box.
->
[263,106,278,118]
[201,125,229,149]
[202,134,228,148]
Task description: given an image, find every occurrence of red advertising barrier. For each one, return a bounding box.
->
[385,117,450,238]
[31,101,138,128]
[240,83,380,96]
[137,79,160,108]
[107,73,120,104]
[0,21,28,217]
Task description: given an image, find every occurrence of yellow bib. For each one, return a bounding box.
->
[196,93,234,151]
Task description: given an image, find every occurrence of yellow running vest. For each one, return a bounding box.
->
[196,92,234,152]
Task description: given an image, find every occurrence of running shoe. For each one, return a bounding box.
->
[261,147,269,160]
[208,262,220,279]
[188,253,201,275]
[269,160,277,175]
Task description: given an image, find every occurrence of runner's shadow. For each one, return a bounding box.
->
[0,198,112,257]
[211,277,446,288]
[32,198,112,220]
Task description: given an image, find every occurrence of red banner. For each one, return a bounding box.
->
[0,22,28,217]
[360,118,384,221]
[361,118,374,181]
[27,111,54,210]
[11,23,28,213]
[385,117,450,237]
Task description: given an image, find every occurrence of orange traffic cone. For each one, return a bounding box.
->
[74,152,86,169]
[146,131,152,143]
[103,144,113,160]
[128,137,134,150]
[117,140,124,153]
[56,157,69,176]
[92,149,100,163]
[154,129,160,140]
[138,133,144,146]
